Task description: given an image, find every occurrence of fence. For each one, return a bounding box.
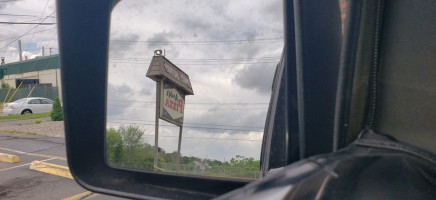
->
[0,86,58,103]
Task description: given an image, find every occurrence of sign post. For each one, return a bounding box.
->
[153,79,160,170]
[146,51,194,172]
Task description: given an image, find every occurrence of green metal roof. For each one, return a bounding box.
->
[0,55,59,76]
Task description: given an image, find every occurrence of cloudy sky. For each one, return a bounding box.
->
[0,0,284,163]
[107,0,284,162]
[0,0,57,61]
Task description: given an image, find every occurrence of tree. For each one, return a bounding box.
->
[106,128,124,163]
[50,97,63,121]
[118,124,144,155]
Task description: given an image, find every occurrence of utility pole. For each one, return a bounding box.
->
[42,46,45,56]
[18,40,22,61]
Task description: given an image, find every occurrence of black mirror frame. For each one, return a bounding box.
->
[57,0,341,199]
[57,0,253,199]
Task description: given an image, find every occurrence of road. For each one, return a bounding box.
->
[0,132,127,200]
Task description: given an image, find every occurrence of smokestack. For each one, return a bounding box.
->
[42,46,45,56]
[18,40,23,61]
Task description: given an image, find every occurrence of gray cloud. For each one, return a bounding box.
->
[263,0,283,22]
[109,32,139,56]
[233,64,276,94]
[139,87,152,96]
[107,83,135,117]
[146,31,177,47]
[185,105,267,134]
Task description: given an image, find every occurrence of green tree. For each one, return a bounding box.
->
[50,97,63,121]
[106,128,124,163]
[118,124,144,153]
[227,155,260,170]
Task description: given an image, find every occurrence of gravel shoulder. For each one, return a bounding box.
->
[0,117,65,137]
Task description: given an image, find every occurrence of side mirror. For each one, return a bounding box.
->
[57,0,341,199]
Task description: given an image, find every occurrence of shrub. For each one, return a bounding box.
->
[50,97,63,121]
[1,81,11,89]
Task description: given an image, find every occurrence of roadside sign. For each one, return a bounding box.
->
[146,52,194,171]
[160,80,185,126]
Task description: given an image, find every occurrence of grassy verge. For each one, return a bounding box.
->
[0,112,50,122]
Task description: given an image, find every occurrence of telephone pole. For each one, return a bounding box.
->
[18,40,22,61]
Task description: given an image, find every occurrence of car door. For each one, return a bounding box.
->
[28,99,44,113]
[40,99,54,113]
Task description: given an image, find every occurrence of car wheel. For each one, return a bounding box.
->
[21,109,32,115]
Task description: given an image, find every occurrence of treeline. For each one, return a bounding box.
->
[106,124,260,179]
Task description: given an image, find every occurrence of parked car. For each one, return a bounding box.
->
[3,97,54,115]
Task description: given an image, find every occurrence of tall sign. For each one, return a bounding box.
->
[146,52,194,172]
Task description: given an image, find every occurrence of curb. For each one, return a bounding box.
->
[0,152,21,163]
[29,161,73,179]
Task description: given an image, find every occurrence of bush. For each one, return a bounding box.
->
[1,81,11,89]
[50,97,63,121]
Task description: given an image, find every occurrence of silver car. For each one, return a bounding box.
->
[2,97,54,115]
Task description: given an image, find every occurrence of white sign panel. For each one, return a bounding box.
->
[160,80,185,126]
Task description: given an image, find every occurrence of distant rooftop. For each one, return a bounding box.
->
[0,55,59,76]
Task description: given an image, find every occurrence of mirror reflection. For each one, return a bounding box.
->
[106,0,283,179]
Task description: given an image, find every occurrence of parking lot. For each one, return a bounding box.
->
[0,132,126,200]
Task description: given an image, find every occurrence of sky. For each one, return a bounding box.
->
[0,0,58,61]
[0,0,284,162]
[107,0,284,162]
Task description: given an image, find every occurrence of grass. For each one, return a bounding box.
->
[0,129,37,135]
[0,112,50,122]
[31,120,43,124]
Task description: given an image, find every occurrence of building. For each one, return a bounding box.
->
[0,55,62,101]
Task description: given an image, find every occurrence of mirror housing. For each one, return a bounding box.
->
[57,0,341,199]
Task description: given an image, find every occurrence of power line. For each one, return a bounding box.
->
[109,38,283,45]
[141,134,262,142]
[107,104,267,110]
[107,99,269,105]
[0,13,55,18]
[24,0,50,53]
[109,57,280,61]
[107,57,279,66]
[0,22,55,25]
[0,10,55,51]
[111,38,282,43]
[109,58,279,64]
[106,118,264,129]
[107,121,263,132]
[0,27,56,42]
[109,61,276,66]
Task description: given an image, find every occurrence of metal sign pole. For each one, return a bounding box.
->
[153,79,161,171]
[176,125,183,172]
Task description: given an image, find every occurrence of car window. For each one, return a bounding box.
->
[28,99,42,104]
[41,99,53,104]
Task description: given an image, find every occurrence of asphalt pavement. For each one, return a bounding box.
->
[0,132,128,200]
